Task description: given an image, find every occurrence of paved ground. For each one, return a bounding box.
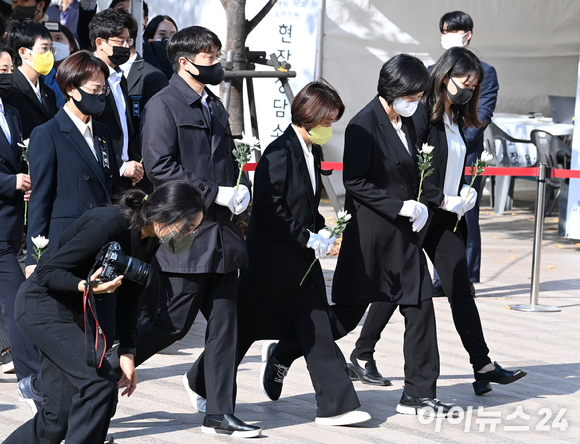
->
[1,179,580,443]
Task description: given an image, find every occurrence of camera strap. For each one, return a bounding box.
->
[83,281,107,369]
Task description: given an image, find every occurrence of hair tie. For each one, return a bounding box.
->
[142,194,148,203]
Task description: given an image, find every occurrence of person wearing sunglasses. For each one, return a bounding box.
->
[5,20,58,140]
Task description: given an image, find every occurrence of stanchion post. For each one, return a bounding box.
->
[509,163,561,312]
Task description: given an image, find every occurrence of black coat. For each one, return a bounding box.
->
[0,103,25,242]
[332,97,442,306]
[237,125,327,339]
[33,206,160,350]
[4,68,58,140]
[26,107,120,265]
[141,73,249,274]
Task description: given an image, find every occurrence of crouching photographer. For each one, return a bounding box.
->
[5,180,205,444]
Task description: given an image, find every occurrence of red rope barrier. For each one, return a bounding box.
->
[243,162,580,178]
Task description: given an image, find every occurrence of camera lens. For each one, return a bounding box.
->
[123,258,151,285]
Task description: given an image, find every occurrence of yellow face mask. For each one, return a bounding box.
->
[24,48,54,76]
[308,125,333,145]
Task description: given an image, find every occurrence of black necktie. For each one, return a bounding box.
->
[201,101,211,134]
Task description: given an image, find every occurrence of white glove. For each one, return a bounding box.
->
[307,231,334,259]
[215,186,236,213]
[441,194,466,219]
[399,200,428,232]
[460,185,478,212]
[233,185,251,215]
[318,228,337,256]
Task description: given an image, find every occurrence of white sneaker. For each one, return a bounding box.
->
[315,409,372,426]
[182,373,206,413]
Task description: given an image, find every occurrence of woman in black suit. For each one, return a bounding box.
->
[5,180,205,444]
[351,47,526,397]
[25,50,121,278]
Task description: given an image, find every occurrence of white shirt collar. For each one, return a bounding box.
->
[18,66,40,96]
[292,124,311,153]
[0,98,4,114]
[63,103,93,136]
[443,111,460,134]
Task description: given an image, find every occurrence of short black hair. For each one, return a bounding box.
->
[143,15,177,41]
[439,11,473,35]
[108,0,148,17]
[167,26,221,73]
[56,50,109,99]
[377,54,430,105]
[7,20,52,67]
[88,8,136,52]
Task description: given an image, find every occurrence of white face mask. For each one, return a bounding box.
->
[52,41,70,62]
[392,97,419,117]
[441,32,468,50]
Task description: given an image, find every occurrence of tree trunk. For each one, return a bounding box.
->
[221,0,247,135]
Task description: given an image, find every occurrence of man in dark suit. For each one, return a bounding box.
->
[120,23,167,193]
[434,10,499,291]
[134,26,258,437]
[90,8,143,189]
[5,20,58,140]
[0,44,40,383]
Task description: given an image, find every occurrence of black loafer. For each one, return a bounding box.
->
[348,353,392,386]
[202,414,262,438]
[473,361,527,395]
[432,279,446,298]
[396,390,453,417]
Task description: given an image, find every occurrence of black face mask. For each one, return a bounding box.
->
[11,5,38,21]
[447,77,474,105]
[0,73,14,98]
[185,60,224,86]
[107,45,131,67]
[72,86,107,117]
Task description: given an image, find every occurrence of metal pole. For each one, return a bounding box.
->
[509,163,560,312]
[130,0,143,55]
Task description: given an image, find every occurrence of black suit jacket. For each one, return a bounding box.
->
[237,124,328,339]
[26,107,121,265]
[34,206,160,350]
[93,71,136,174]
[0,103,25,242]
[141,73,249,274]
[125,56,168,193]
[332,96,441,306]
[4,69,58,140]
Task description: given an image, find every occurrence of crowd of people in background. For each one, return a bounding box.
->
[0,4,528,442]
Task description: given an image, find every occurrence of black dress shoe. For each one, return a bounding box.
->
[473,361,527,395]
[260,341,288,401]
[348,353,392,386]
[432,279,446,298]
[202,414,262,438]
[396,390,453,417]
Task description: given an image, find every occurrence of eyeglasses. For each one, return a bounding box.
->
[75,84,111,96]
[183,224,202,236]
[107,37,134,47]
[30,46,56,55]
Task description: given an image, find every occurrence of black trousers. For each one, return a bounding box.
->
[424,209,491,371]
[0,241,40,379]
[189,280,361,418]
[6,278,117,444]
[275,298,440,398]
[135,271,238,415]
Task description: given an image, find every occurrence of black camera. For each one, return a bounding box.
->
[95,242,151,286]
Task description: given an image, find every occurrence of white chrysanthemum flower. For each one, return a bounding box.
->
[481,150,494,163]
[239,132,260,147]
[421,143,435,155]
[31,235,49,249]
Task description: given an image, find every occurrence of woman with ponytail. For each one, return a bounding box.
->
[5,180,205,444]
